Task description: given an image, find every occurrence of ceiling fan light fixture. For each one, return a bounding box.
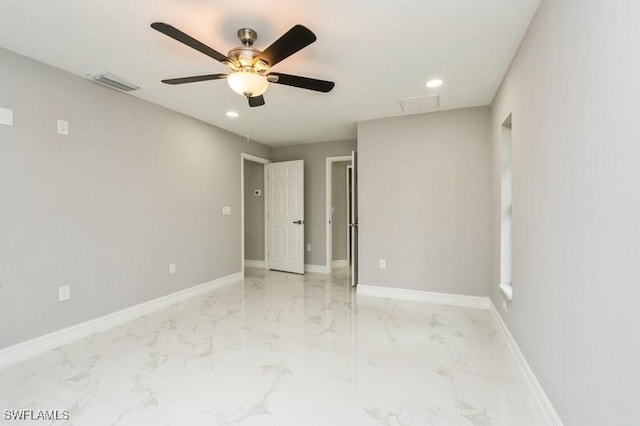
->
[152,23,334,107]
[227,71,269,97]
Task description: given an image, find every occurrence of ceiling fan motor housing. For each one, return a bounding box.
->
[228,46,264,70]
[228,28,269,72]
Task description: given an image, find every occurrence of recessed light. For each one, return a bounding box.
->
[226,111,239,118]
[426,79,443,88]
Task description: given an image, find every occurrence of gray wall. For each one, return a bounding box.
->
[490,0,640,424]
[332,161,350,261]
[0,48,271,349]
[357,107,491,295]
[243,160,265,261]
[272,140,356,266]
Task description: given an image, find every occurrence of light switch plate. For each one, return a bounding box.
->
[169,263,176,274]
[222,206,231,215]
[379,259,386,270]
[0,107,14,126]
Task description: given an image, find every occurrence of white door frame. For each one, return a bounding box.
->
[240,153,270,276]
[346,165,353,264]
[325,155,352,272]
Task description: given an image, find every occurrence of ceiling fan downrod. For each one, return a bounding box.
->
[237,28,257,47]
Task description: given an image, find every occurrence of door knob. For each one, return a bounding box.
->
[293,220,303,224]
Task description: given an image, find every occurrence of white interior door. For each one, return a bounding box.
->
[266,160,305,274]
[350,151,358,287]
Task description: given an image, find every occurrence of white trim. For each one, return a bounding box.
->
[346,165,353,264]
[325,155,352,273]
[240,153,270,275]
[242,153,270,164]
[0,272,243,370]
[356,284,490,309]
[263,163,269,270]
[349,150,358,288]
[305,264,331,274]
[244,259,265,268]
[499,283,513,301]
[332,259,348,268]
[490,301,564,425]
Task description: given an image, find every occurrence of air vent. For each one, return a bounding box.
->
[88,72,140,92]
[399,94,440,113]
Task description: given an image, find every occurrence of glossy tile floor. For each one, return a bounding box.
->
[0,268,548,425]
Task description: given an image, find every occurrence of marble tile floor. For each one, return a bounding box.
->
[0,268,548,426]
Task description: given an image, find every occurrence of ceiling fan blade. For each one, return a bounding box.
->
[151,22,230,64]
[161,74,228,85]
[256,25,316,67]
[248,95,266,107]
[268,73,335,92]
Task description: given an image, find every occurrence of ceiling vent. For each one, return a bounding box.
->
[88,72,140,92]
[399,94,440,113]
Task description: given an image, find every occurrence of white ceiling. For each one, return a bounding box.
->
[0,0,539,146]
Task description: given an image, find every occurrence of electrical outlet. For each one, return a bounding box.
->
[58,285,71,302]
[57,119,69,135]
[169,263,176,274]
[379,259,386,269]
[502,299,508,313]
[0,107,14,126]
[306,244,311,252]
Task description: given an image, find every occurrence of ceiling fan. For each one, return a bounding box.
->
[151,22,335,107]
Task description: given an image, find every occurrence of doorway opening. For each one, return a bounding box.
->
[240,153,270,276]
[325,155,352,272]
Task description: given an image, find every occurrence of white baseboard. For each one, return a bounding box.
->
[499,283,513,301]
[305,264,331,274]
[332,259,348,268]
[0,272,243,370]
[490,301,563,425]
[356,284,490,309]
[244,259,265,268]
